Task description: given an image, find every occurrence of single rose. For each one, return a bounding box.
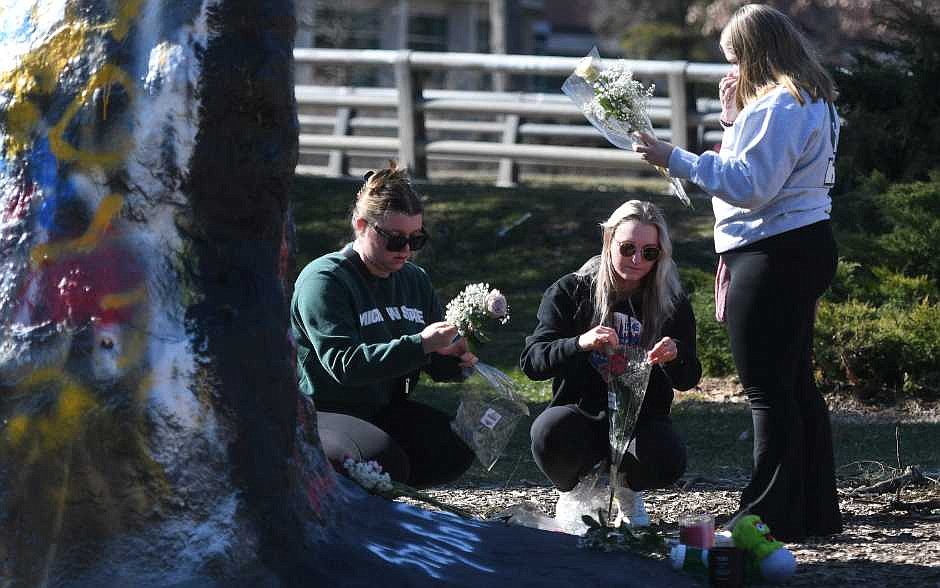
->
[609,354,627,376]
[484,289,508,318]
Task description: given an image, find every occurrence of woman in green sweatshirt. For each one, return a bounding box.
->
[291,162,476,488]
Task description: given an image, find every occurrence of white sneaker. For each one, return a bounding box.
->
[615,487,650,527]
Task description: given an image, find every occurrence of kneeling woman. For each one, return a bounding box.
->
[520,200,701,521]
[291,163,476,489]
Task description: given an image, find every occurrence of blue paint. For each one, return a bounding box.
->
[28,137,58,191]
[0,6,35,44]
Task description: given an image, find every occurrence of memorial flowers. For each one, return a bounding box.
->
[606,345,653,524]
[444,283,510,345]
[342,458,473,518]
[563,47,691,207]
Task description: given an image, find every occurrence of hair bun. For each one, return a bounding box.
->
[363,170,375,181]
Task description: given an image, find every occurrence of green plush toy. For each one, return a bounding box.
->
[731,515,797,583]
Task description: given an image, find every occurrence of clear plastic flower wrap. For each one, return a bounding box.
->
[450,362,529,470]
[606,344,653,523]
[562,46,691,207]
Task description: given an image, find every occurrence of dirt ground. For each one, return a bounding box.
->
[421,379,940,587]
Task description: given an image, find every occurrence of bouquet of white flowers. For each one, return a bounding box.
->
[444,283,509,346]
[562,47,691,208]
[342,458,472,518]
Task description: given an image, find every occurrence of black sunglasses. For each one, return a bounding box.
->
[371,224,429,251]
[617,241,661,262]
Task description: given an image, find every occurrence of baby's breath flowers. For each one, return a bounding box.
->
[342,458,473,518]
[445,283,510,345]
[563,47,691,208]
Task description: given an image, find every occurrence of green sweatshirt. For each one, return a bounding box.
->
[291,244,463,418]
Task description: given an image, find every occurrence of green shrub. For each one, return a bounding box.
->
[815,299,940,400]
[832,1,940,190]
[679,267,734,378]
[875,175,940,281]
[827,260,937,307]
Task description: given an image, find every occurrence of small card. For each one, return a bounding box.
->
[479,408,502,429]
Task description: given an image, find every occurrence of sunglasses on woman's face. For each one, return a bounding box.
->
[617,241,661,262]
[371,224,429,251]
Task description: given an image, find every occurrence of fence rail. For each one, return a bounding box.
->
[294,48,728,186]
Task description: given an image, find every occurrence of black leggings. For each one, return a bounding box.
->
[317,400,475,489]
[723,220,842,541]
[530,404,686,492]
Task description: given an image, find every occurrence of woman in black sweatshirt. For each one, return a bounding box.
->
[520,200,701,524]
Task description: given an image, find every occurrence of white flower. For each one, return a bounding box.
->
[574,56,600,82]
[445,282,510,344]
[343,457,393,492]
[484,290,508,319]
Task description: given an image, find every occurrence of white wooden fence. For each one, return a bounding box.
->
[294,48,729,186]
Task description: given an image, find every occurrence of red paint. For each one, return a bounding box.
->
[20,237,144,327]
[3,181,34,222]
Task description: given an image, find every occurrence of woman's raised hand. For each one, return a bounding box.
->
[719,70,739,124]
[577,325,620,352]
[647,336,679,365]
[420,321,459,353]
[632,132,674,168]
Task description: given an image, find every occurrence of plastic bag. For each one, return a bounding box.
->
[450,362,529,470]
[554,468,612,535]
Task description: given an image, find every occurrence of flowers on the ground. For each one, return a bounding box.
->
[445,283,510,345]
[342,457,473,519]
[343,458,393,492]
[563,47,691,207]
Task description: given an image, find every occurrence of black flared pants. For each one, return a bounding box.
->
[723,220,842,541]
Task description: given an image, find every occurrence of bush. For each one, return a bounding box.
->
[680,267,734,377]
[815,299,940,401]
[827,260,937,307]
[832,1,940,191]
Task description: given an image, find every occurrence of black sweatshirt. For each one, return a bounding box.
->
[520,271,701,421]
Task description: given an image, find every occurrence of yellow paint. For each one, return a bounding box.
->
[3,369,95,452]
[0,22,92,155]
[6,415,29,445]
[100,285,146,312]
[117,320,150,370]
[47,64,134,167]
[111,0,145,41]
[31,192,124,267]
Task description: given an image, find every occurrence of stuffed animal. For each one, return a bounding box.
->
[731,515,797,583]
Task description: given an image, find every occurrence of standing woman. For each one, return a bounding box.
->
[634,4,842,540]
[521,200,701,524]
[291,162,476,489]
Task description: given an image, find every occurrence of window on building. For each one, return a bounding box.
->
[409,16,448,52]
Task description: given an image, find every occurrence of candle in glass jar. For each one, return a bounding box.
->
[679,514,715,549]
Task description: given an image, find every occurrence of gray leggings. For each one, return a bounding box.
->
[317,400,475,489]
[530,404,686,492]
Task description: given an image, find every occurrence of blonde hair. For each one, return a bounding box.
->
[579,200,683,348]
[350,160,423,234]
[721,4,836,108]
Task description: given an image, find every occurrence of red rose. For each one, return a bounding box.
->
[609,354,627,376]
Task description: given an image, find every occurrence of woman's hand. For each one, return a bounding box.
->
[647,336,679,365]
[435,335,478,367]
[719,70,739,124]
[420,321,459,353]
[632,132,675,168]
[577,326,620,352]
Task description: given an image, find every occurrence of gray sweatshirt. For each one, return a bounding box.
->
[668,86,839,253]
